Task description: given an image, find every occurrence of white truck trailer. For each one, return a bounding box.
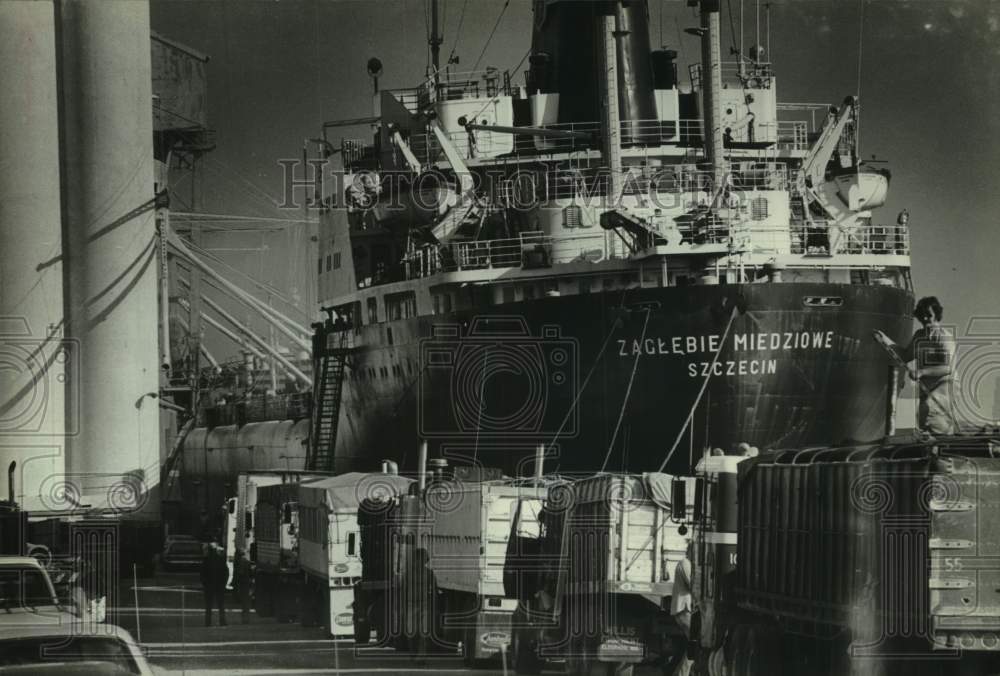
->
[297,469,413,636]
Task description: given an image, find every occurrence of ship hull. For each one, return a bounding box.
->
[331,282,913,475]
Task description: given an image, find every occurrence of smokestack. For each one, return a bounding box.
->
[417,441,428,492]
[7,461,15,504]
[534,445,545,481]
[614,0,657,145]
[528,0,656,135]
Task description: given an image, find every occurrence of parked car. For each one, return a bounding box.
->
[0,624,153,675]
[0,556,152,674]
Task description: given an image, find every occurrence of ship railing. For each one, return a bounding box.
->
[382,87,429,115]
[411,116,804,164]
[342,138,377,167]
[776,102,837,137]
[689,61,774,90]
[775,121,808,151]
[197,391,313,428]
[787,221,911,256]
[401,221,910,281]
[522,164,789,202]
[421,68,511,102]
[403,231,624,278]
[710,222,911,256]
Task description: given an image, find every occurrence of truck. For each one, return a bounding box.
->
[254,480,310,622]
[354,454,544,665]
[226,470,327,615]
[297,464,412,635]
[685,434,1000,676]
[504,472,695,676]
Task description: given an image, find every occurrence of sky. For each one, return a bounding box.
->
[150,0,1000,422]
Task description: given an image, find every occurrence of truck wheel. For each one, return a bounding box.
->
[354,618,371,645]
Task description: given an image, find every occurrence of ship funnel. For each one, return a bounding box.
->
[534,445,545,481]
[613,0,657,143]
[529,0,656,132]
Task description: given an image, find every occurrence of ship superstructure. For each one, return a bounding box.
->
[309,0,913,475]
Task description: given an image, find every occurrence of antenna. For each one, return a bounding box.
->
[765,3,771,62]
[755,0,760,55]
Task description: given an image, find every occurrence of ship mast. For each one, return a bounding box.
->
[429,0,442,94]
[698,0,727,195]
[600,13,623,203]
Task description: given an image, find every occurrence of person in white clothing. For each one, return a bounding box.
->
[670,542,695,676]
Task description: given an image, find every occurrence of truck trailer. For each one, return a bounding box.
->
[224,470,322,593]
[254,475,332,621]
[505,472,695,676]
[688,434,1000,676]
[297,466,412,635]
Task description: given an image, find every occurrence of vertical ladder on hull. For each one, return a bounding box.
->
[308,330,350,473]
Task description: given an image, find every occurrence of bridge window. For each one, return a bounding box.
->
[433,292,453,314]
[367,297,378,324]
[385,291,417,321]
[326,254,332,271]
[333,252,341,270]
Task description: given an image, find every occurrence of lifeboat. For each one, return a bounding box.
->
[834,166,890,211]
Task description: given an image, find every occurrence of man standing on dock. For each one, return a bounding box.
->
[233,548,252,624]
[201,539,229,627]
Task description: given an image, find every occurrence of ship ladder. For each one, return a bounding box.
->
[308,331,350,472]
